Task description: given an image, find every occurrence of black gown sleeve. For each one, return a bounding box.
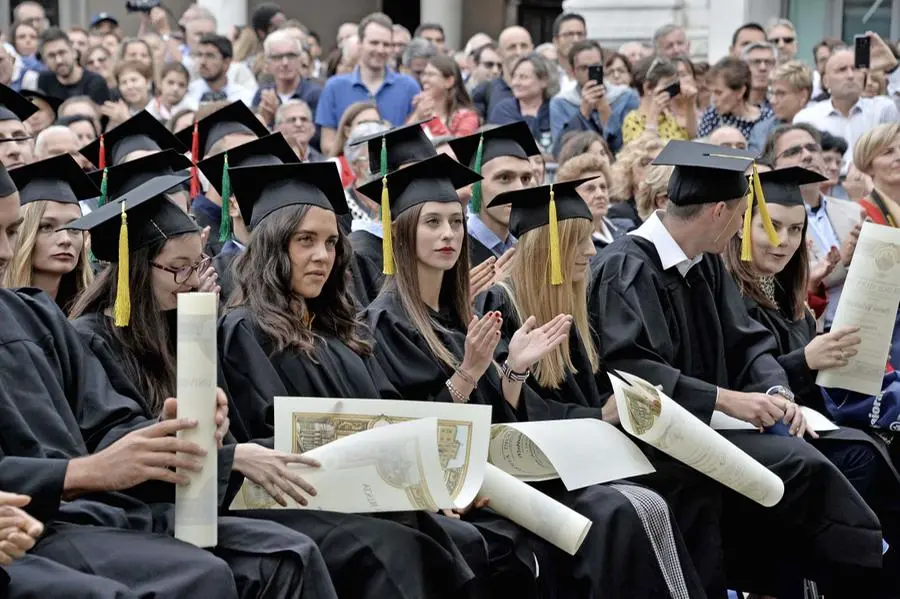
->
[590,273,720,424]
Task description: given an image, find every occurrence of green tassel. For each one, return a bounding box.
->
[380,137,388,178]
[98,168,108,207]
[218,153,232,243]
[470,134,484,213]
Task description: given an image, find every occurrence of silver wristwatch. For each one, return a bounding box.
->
[766,385,795,403]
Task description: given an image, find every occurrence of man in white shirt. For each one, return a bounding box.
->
[793,48,898,167]
[184,34,256,107]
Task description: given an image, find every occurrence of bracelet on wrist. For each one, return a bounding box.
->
[445,379,470,403]
[501,360,530,383]
[455,368,478,387]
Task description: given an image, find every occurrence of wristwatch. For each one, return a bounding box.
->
[765,385,795,403]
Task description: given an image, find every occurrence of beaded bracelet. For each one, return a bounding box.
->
[445,379,469,403]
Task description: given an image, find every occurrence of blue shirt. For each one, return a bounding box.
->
[467,213,515,257]
[488,99,552,154]
[252,78,323,120]
[315,67,421,129]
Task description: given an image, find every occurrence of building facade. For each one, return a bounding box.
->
[2,0,898,59]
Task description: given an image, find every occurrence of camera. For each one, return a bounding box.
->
[125,0,161,13]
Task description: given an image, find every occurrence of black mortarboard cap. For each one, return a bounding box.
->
[447,122,540,214]
[491,178,594,238]
[489,178,594,285]
[348,119,435,175]
[652,140,755,206]
[63,173,197,327]
[447,122,541,168]
[63,173,197,262]
[79,110,188,168]
[176,101,269,160]
[357,153,481,217]
[0,84,38,122]
[88,149,192,201]
[758,167,828,207]
[197,132,298,198]
[0,163,15,197]
[10,154,100,206]
[20,90,62,118]
[228,161,348,230]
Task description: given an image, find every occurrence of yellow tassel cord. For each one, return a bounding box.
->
[548,185,563,285]
[113,202,131,327]
[740,164,780,262]
[380,137,394,275]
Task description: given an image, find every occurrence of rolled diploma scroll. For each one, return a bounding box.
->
[480,463,592,556]
[175,293,218,547]
[611,371,785,508]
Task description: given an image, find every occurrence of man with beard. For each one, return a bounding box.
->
[184,34,256,108]
[36,28,110,105]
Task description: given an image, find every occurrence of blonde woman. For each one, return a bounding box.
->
[608,134,665,227]
[635,164,674,221]
[3,155,96,313]
[556,153,632,249]
[854,122,900,226]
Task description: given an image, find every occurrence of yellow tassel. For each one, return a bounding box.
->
[740,185,753,261]
[114,202,131,327]
[548,185,563,285]
[381,176,394,275]
[753,163,780,248]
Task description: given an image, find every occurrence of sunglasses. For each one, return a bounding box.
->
[770,36,795,44]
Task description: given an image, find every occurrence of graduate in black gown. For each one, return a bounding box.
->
[0,169,336,598]
[196,132,299,304]
[476,179,708,598]
[343,121,438,306]
[2,154,97,313]
[68,162,480,599]
[79,109,189,170]
[446,123,541,268]
[589,140,884,597]
[723,165,900,592]
[176,101,271,257]
[362,153,691,599]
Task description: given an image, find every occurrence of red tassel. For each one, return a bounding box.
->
[97,135,106,170]
[189,122,200,199]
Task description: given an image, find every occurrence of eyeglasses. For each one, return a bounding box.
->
[151,255,211,284]
[280,115,312,126]
[747,58,776,68]
[770,36,795,44]
[777,142,821,159]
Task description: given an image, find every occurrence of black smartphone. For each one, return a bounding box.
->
[663,81,681,98]
[588,65,603,85]
[855,34,871,69]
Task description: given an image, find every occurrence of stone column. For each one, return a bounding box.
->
[198,0,247,34]
[421,0,462,50]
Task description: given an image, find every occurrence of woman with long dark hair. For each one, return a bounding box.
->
[723,166,900,593]
[362,155,705,598]
[68,170,476,599]
[3,155,95,313]
[212,160,490,599]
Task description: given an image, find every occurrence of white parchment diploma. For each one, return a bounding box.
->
[175,293,218,547]
[817,222,900,395]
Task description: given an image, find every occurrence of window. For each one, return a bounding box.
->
[841,0,893,44]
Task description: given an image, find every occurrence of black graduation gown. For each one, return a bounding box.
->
[364,291,562,598]
[607,198,642,230]
[348,229,386,306]
[215,308,484,599]
[467,234,497,268]
[1,288,336,599]
[745,295,900,585]
[480,285,707,598]
[589,236,884,597]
